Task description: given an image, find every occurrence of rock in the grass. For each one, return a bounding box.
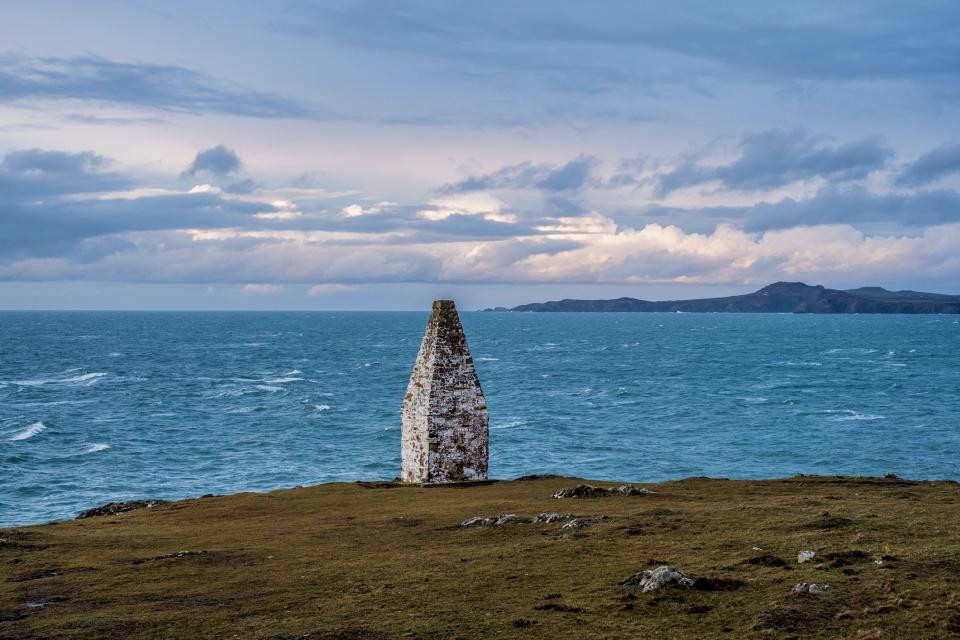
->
[612,485,655,496]
[793,582,831,594]
[553,484,654,499]
[553,484,608,498]
[460,513,531,527]
[76,499,168,519]
[621,566,696,593]
[533,513,576,523]
[561,518,589,530]
[797,550,816,564]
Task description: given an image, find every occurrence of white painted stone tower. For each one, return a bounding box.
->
[401,300,489,483]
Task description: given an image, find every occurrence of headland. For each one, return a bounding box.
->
[2,475,959,639]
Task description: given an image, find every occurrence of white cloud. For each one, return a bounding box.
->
[12,220,956,290]
[341,201,397,217]
[241,283,284,295]
[255,199,302,220]
[535,211,618,234]
[307,283,357,296]
[419,192,515,223]
[189,184,222,194]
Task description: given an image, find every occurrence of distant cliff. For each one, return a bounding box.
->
[485,282,960,314]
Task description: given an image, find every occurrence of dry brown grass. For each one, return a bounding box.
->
[2,475,960,639]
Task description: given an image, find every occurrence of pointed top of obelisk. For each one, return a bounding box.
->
[400,299,489,483]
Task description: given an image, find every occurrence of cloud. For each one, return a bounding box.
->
[307,283,356,296]
[272,2,960,93]
[896,142,960,187]
[3,138,960,293]
[340,201,396,217]
[242,283,283,295]
[9,215,960,291]
[182,146,262,195]
[183,145,242,178]
[0,148,133,198]
[739,188,960,231]
[0,54,314,118]
[658,130,893,194]
[0,147,281,261]
[439,155,598,193]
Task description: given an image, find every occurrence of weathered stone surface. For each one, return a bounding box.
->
[460,513,588,528]
[797,550,816,564]
[401,300,489,484]
[533,512,576,524]
[792,582,831,594]
[621,566,695,592]
[76,499,168,519]
[460,514,532,527]
[552,484,654,499]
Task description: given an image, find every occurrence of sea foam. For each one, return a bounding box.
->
[10,422,46,441]
[12,372,107,387]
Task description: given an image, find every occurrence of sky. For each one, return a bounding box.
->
[2,1,960,310]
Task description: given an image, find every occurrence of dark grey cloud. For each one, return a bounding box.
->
[629,186,960,233]
[0,190,278,262]
[0,54,315,119]
[658,130,893,194]
[896,142,960,187]
[183,145,242,178]
[0,146,549,266]
[740,188,960,232]
[181,146,263,194]
[273,1,960,91]
[0,148,134,198]
[0,147,276,261]
[440,155,598,193]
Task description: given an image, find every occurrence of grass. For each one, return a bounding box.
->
[2,475,960,639]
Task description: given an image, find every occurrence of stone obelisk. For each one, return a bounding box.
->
[401,300,489,483]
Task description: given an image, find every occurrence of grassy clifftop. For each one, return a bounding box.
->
[2,475,960,639]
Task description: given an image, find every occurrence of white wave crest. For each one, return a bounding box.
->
[264,377,304,384]
[12,372,107,387]
[9,421,46,441]
[83,443,110,454]
[492,419,525,430]
[66,372,107,385]
[835,413,886,422]
[313,404,331,412]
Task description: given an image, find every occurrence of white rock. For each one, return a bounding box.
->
[793,582,831,594]
[494,513,527,526]
[798,550,816,564]
[534,513,575,523]
[460,513,531,527]
[623,565,695,593]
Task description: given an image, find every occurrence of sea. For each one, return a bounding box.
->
[2,311,958,526]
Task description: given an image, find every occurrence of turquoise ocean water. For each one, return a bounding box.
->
[1,311,958,526]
